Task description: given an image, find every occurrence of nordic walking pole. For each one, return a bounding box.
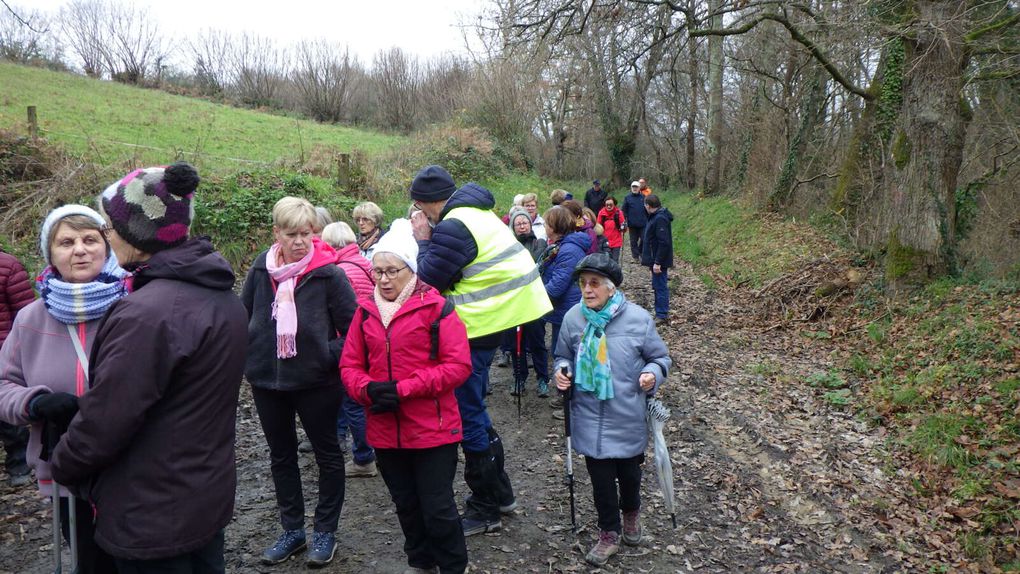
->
[560,366,576,533]
[51,477,61,574]
[515,326,523,422]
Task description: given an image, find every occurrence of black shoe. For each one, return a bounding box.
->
[461,515,501,537]
[261,529,306,564]
[306,531,336,568]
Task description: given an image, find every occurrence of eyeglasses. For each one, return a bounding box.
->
[372,266,408,279]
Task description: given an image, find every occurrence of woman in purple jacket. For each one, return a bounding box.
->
[0,204,127,574]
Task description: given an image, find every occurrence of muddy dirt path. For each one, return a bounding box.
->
[2,258,927,573]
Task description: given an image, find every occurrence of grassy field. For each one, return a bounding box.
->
[0,62,406,174]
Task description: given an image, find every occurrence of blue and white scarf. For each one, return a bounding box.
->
[575,290,625,400]
[37,255,129,324]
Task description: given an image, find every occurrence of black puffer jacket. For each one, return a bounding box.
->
[50,237,248,560]
[241,247,357,391]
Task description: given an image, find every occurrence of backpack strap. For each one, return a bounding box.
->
[429,297,456,361]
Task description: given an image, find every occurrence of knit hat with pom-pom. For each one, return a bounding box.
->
[100,162,199,254]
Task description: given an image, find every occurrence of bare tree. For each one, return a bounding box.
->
[188,29,232,97]
[231,33,288,108]
[291,41,358,123]
[102,2,172,84]
[60,0,106,77]
[372,47,421,132]
[0,3,48,63]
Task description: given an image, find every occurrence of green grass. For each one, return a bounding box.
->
[0,62,406,175]
[660,192,845,288]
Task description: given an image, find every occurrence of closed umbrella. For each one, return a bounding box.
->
[646,397,677,528]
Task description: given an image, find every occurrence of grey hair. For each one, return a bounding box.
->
[320,221,357,249]
[314,206,334,233]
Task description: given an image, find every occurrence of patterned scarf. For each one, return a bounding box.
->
[266,244,314,358]
[374,277,417,329]
[358,227,382,253]
[37,255,129,325]
[575,290,625,400]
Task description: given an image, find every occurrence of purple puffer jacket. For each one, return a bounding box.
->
[0,251,34,347]
[0,300,99,496]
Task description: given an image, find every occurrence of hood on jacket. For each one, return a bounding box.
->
[129,237,235,291]
[440,182,496,219]
[560,230,592,252]
[649,208,674,223]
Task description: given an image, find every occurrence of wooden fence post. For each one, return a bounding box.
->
[336,153,352,189]
[27,106,38,138]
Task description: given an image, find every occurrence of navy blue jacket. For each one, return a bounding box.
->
[416,183,494,294]
[621,192,648,228]
[539,232,591,325]
[641,208,674,269]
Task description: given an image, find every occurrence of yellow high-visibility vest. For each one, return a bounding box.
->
[443,207,553,339]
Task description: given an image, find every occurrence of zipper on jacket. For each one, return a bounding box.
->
[386,332,401,448]
[596,400,606,457]
[435,399,443,430]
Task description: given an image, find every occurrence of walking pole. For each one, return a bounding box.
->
[514,326,523,422]
[68,494,78,573]
[51,479,62,574]
[560,367,577,533]
[45,421,78,574]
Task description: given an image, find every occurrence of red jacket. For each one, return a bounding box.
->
[597,207,626,249]
[340,280,470,449]
[335,243,375,300]
[0,252,34,347]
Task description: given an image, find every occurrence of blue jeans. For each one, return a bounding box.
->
[651,268,669,319]
[455,347,496,453]
[337,389,374,465]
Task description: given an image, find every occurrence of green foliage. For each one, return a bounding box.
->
[0,62,405,175]
[886,230,926,281]
[874,37,905,143]
[892,129,912,169]
[824,388,852,407]
[907,414,981,469]
[806,370,847,389]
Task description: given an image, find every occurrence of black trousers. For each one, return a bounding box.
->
[628,227,644,260]
[58,496,117,574]
[113,529,224,574]
[252,385,344,533]
[463,427,513,521]
[0,421,28,473]
[585,454,644,534]
[376,443,467,574]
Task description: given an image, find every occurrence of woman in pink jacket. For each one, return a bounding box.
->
[341,220,472,574]
[0,205,127,573]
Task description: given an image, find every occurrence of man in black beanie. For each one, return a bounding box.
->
[410,165,552,536]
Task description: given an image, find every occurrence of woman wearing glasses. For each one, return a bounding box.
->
[352,201,387,260]
[341,219,472,574]
[241,196,357,568]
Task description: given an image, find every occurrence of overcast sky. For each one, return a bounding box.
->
[28,0,485,63]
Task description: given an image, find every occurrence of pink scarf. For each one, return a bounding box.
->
[266,244,314,358]
[374,278,417,329]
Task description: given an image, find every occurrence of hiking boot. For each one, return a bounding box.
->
[461,515,501,537]
[549,395,564,409]
[585,530,621,566]
[7,464,31,487]
[537,379,549,398]
[298,439,313,453]
[403,567,438,574]
[552,409,565,420]
[306,531,336,568]
[261,529,306,564]
[622,510,642,545]
[345,460,378,478]
[655,316,668,326]
[494,351,510,368]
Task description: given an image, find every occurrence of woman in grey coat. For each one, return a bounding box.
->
[553,253,671,567]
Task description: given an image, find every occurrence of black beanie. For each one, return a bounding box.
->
[410,165,457,202]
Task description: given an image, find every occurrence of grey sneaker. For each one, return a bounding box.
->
[549,394,564,409]
[461,515,501,537]
[622,510,642,545]
[298,440,313,453]
[585,530,621,566]
[402,567,438,574]
[345,460,378,478]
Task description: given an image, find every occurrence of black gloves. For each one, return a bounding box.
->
[29,392,79,428]
[367,381,399,414]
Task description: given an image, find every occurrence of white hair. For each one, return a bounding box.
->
[320,221,357,248]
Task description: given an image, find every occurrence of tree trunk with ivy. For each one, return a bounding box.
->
[883,1,970,293]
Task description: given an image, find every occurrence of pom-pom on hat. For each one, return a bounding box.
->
[410,165,457,203]
[100,162,199,254]
[372,218,419,274]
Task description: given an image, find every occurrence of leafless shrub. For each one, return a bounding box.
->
[231,33,288,109]
[292,40,358,123]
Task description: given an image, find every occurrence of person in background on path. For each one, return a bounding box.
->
[353,201,387,260]
[410,165,552,537]
[550,189,572,206]
[314,206,333,235]
[501,207,550,397]
[341,220,472,574]
[553,253,671,567]
[320,221,378,479]
[242,196,357,567]
[0,205,127,573]
[538,206,591,414]
[0,247,34,488]
[596,196,626,264]
[521,193,546,241]
[50,163,248,573]
[641,195,674,325]
[638,177,653,196]
[621,182,648,262]
[584,180,607,214]
[561,200,601,256]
